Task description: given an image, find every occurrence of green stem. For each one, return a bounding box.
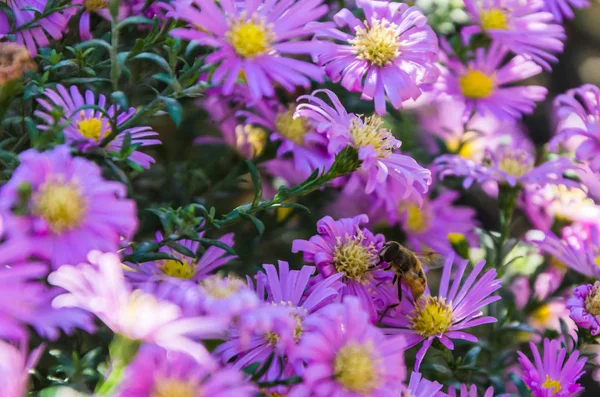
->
[110,22,120,91]
[95,335,140,396]
[495,184,519,272]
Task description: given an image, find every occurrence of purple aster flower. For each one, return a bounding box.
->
[292,214,398,323]
[238,99,333,178]
[518,338,587,397]
[69,0,146,41]
[296,296,406,396]
[170,0,327,100]
[406,371,445,397]
[214,261,344,382]
[382,255,501,370]
[126,231,236,284]
[447,384,495,397]
[544,0,590,22]
[48,250,227,366]
[35,85,161,169]
[391,190,479,255]
[435,42,547,120]
[0,0,70,56]
[0,146,138,268]
[296,89,432,207]
[463,0,565,70]
[549,84,600,173]
[311,0,439,115]
[116,345,257,397]
[436,140,580,191]
[0,340,44,397]
[568,281,600,336]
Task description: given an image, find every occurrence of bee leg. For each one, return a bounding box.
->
[378,302,400,323]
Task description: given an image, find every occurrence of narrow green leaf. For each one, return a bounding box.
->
[246,160,262,209]
[160,96,183,127]
[196,238,236,256]
[76,39,112,52]
[165,241,196,258]
[111,91,129,110]
[115,16,153,29]
[132,52,172,73]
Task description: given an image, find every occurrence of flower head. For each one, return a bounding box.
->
[116,345,257,397]
[170,0,327,100]
[312,0,439,114]
[447,384,495,397]
[0,146,137,268]
[518,338,587,397]
[297,297,406,396]
[435,43,547,120]
[406,371,445,397]
[0,341,43,397]
[568,281,600,336]
[0,0,70,56]
[463,0,565,70]
[383,256,501,370]
[543,0,590,22]
[0,43,35,86]
[293,214,397,322]
[48,250,227,366]
[35,85,161,168]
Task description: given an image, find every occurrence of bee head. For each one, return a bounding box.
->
[379,241,403,263]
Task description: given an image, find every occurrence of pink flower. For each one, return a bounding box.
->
[0,340,44,397]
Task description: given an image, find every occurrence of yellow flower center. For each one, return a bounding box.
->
[585,282,600,316]
[448,233,466,246]
[594,256,600,269]
[31,179,87,234]
[333,343,379,394]
[264,331,279,346]
[333,231,378,282]
[84,0,107,11]
[481,9,508,30]
[542,375,563,396]
[266,394,285,397]
[275,107,309,145]
[199,275,245,299]
[77,116,106,141]
[292,312,303,343]
[236,124,268,157]
[226,14,275,58]
[498,156,529,178]
[409,296,454,337]
[151,378,197,397]
[349,115,393,158]
[459,70,495,99]
[399,203,429,233]
[161,258,195,280]
[350,18,401,67]
[446,138,477,159]
[531,304,552,325]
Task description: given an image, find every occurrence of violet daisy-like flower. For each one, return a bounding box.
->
[297,297,406,396]
[518,338,587,397]
[406,371,445,397]
[0,340,43,397]
[35,85,161,169]
[0,0,70,56]
[292,214,398,323]
[48,250,227,366]
[214,261,344,382]
[116,345,257,397]
[568,282,600,336]
[239,99,333,178]
[312,0,439,115]
[296,89,432,207]
[126,231,236,284]
[447,384,494,397]
[382,255,502,370]
[435,43,547,121]
[170,0,327,100]
[544,0,590,22]
[463,0,565,70]
[436,140,579,191]
[549,84,600,173]
[0,146,137,268]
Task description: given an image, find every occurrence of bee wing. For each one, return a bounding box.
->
[414,251,445,270]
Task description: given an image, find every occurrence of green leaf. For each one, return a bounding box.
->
[76,39,112,52]
[509,372,529,397]
[197,238,236,256]
[246,160,262,209]
[116,16,153,29]
[242,362,261,376]
[111,91,129,110]
[462,345,481,367]
[160,96,183,127]
[251,352,275,381]
[132,52,173,74]
[129,251,180,263]
[273,202,310,213]
[165,241,196,258]
[244,214,265,237]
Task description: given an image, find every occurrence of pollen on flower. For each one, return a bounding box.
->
[84,0,107,11]
[446,138,476,159]
[595,256,600,269]
[480,9,508,30]
[31,179,87,234]
[236,124,268,156]
[349,18,401,67]
[150,378,197,397]
[541,375,563,396]
[77,115,106,141]
[585,282,600,316]
[496,150,533,178]
[459,70,495,99]
[409,296,453,337]
[349,115,394,158]
[333,230,379,282]
[399,203,429,233]
[334,342,379,393]
[264,331,279,346]
[226,14,275,58]
[199,275,245,299]
[275,107,309,145]
[531,304,552,325]
[161,258,195,279]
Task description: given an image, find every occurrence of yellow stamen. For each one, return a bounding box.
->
[199,275,245,299]
[334,343,379,393]
[585,282,600,316]
[498,156,529,178]
[459,69,495,99]
[446,138,477,159]
[84,0,107,11]
[448,233,466,246]
[409,296,453,337]
[531,304,552,325]
[594,256,600,269]
[275,107,309,145]
[31,179,87,234]
[264,331,279,346]
[226,14,275,58]
[541,375,562,396]
[333,230,378,282]
[77,116,106,141]
[349,115,393,158]
[151,378,197,397]
[160,258,195,280]
[236,124,268,157]
[481,9,508,30]
[399,203,429,233]
[350,18,401,67]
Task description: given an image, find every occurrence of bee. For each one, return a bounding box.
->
[378,241,442,303]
